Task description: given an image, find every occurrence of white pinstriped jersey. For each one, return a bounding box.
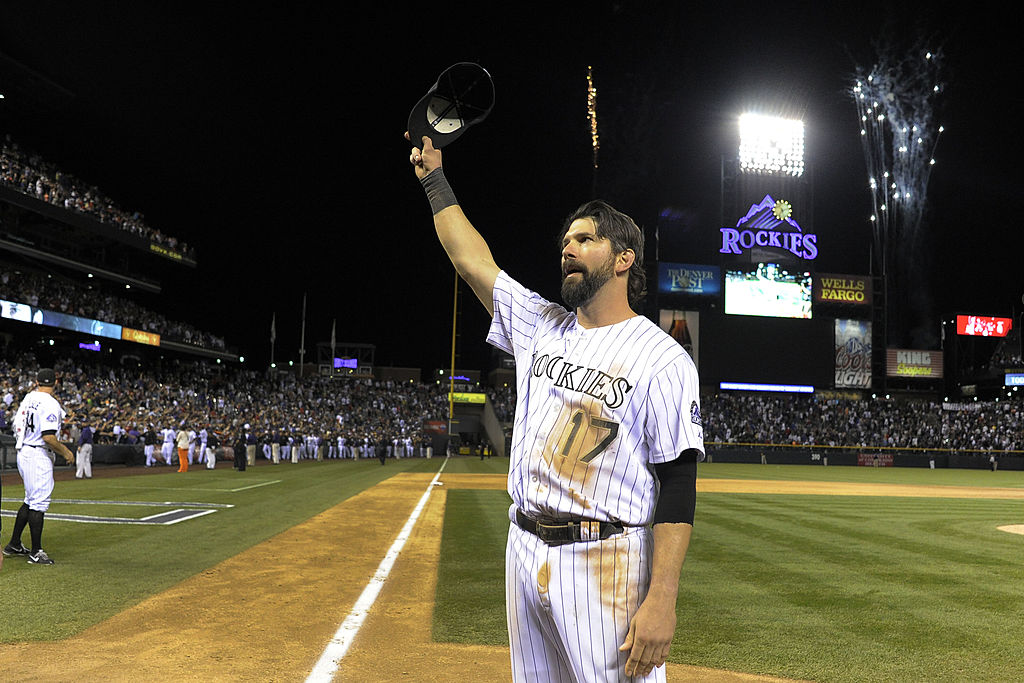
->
[487,271,704,527]
[13,391,65,450]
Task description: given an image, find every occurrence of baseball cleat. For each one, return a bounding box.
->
[27,549,55,565]
[3,542,30,556]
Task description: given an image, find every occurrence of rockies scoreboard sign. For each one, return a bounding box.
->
[815,274,871,305]
[720,194,818,261]
[886,349,943,379]
[657,263,720,297]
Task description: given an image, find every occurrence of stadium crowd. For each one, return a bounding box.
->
[702,392,1022,452]
[1,134,194,259]
[1,265,226,350]
[2,347,1021,461]
[0,352,450,462]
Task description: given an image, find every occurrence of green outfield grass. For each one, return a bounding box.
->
[699,462,1024,487]
[0,458,439,642]
[434,463,1024,682]
[5,458,1023,680]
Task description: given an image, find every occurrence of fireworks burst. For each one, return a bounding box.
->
[852,37,944,344]
[586,65,599,169]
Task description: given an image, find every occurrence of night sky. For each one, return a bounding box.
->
[0,3,1019,375]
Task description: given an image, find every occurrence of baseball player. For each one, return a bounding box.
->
[198,426,210,466]
[409,135,703,681]
[3,368,76,565]
[76,420,94,479]
[143,424,159,466]
[187,427,198,465]
[205,430,219,469]
[246,428,257,467]
[161,425,176,466]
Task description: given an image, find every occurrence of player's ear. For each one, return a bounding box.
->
[616,249,635,274]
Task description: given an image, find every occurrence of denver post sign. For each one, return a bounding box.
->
[657,263,720,297]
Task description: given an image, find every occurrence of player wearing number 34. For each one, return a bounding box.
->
[408,134,705,681]
[3,368,76,566]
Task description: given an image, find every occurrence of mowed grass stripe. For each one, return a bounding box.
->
[682,493,1024,682]
[433,488,510,645]
[714,494,1021,573]
[697,462,1024,487]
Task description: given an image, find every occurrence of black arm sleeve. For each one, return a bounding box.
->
[652,448,699,525]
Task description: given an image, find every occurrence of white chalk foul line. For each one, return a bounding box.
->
[229,479,281,492]
[306,457,449,683]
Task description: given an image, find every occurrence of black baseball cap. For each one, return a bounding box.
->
[37,368,57,387]
[407,62,494,150]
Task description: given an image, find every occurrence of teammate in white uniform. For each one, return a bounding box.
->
[187,428,198,465]
[198,427,210,466]
[3,368,76,565]
[409,135,704,681]
[161,426,176,466]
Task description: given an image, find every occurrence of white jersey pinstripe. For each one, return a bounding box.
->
[487,270,704,524]
[13,390,65,513]
[487,270,704,682]
[13,391,65,451]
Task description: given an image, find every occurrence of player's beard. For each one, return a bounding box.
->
[561,254,616,310]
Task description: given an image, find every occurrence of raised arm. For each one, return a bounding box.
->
[408,134,500,315]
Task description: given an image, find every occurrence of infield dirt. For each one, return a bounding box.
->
[3,470,1019,681]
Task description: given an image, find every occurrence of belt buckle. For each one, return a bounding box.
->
[536,521,575,546]
[579,520,602,542]
[535,522,558,544]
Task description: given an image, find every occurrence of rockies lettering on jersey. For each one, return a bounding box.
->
[487,270,704,527]
[530,354,633,409]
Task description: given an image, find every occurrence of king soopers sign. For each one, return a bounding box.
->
[720,194,818,260]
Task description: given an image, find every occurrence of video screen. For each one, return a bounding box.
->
[725,263,812,319]
[956,315,1012,337]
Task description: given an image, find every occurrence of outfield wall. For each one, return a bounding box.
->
[708,445,1023,470]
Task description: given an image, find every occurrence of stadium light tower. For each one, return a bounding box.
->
[738,113,805,176]
[721,112,812,263]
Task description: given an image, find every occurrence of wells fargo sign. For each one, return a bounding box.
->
[815,274,871,305]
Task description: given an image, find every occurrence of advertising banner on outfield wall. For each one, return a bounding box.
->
[422,420,447,435]
[659,309,699,367]
[858,453,893,467]
[814,274,871,305]
[887,349,944,379]
[835,319,872,388]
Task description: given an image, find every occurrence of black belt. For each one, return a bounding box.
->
[515,508,624,546]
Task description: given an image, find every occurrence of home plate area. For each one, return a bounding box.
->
[0,498,233,525]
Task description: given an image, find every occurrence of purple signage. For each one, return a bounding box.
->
[720,194,818,260]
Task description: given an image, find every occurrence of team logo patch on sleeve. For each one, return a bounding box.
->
[690,401,702,426]
[46,413,58,423]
